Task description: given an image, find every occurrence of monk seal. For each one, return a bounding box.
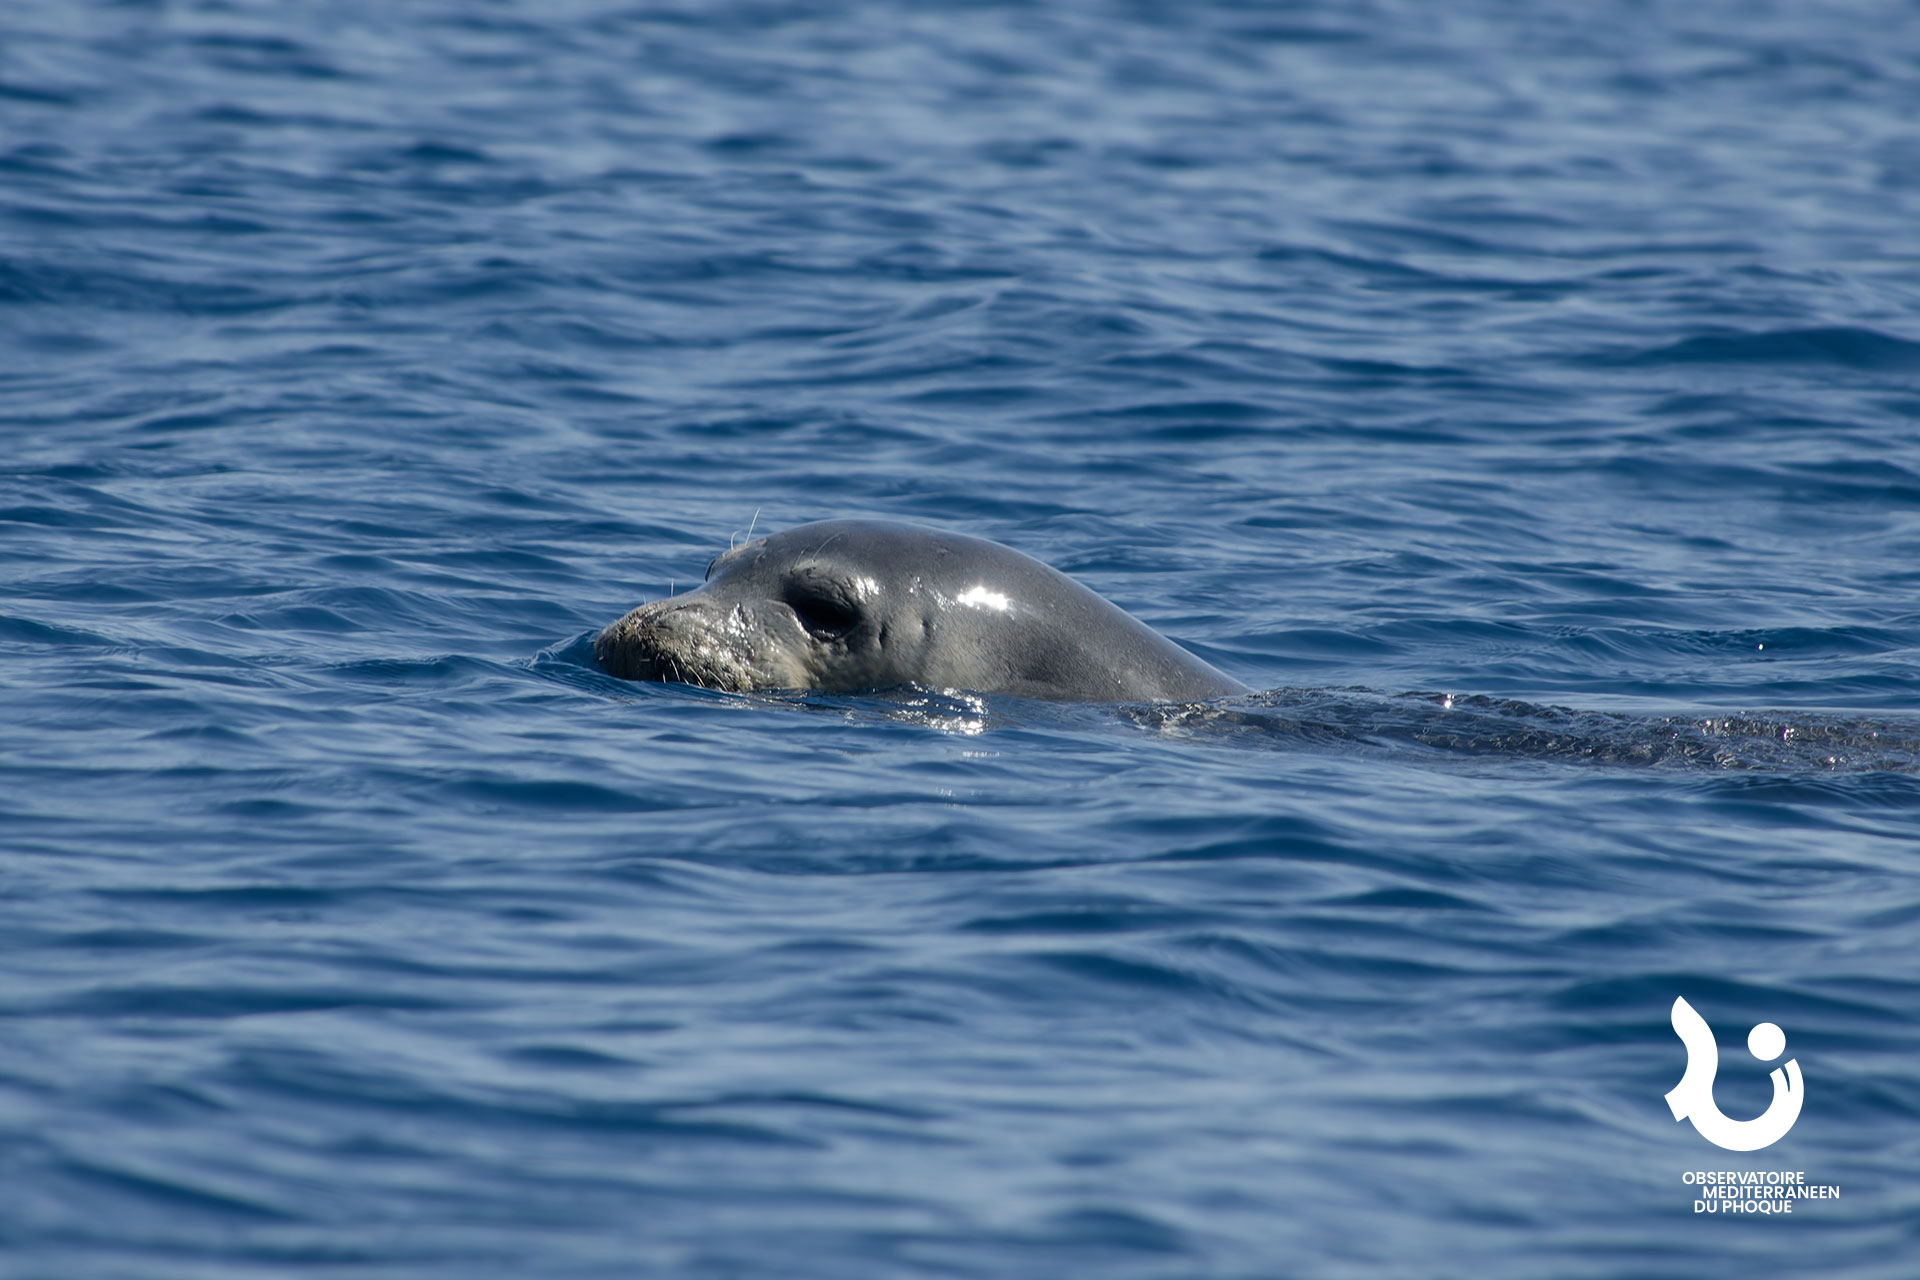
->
[594,519,1245,701]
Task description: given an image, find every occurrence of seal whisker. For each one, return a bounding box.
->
[729,507,763,553]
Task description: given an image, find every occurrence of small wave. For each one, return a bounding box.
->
[1618,326,1920,370]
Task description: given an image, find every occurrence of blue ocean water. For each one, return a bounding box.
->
[3,0,1918,1275]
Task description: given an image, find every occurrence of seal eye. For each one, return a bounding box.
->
[788,588,860,637]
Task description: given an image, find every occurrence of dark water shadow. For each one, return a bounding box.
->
[1133,688,1920,774]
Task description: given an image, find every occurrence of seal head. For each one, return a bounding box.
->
[594,520,1244,702]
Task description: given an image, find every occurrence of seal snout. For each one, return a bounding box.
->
[594,598,728,686]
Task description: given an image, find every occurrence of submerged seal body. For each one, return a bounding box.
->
[594,520,1244,702]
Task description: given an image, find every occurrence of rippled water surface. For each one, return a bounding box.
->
[4,2,1919,1276]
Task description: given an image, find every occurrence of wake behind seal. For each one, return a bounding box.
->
[594,519,1245,702]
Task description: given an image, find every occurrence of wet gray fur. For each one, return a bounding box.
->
[595,520,1245,702]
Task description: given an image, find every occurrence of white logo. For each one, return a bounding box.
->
[1665,997,1803,1151]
